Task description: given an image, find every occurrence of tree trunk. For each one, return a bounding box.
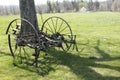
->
[19,0,39,33]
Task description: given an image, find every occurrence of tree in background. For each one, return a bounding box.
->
[87,0,94,11]
[111,0,120,12]
[106,0,113,11]
[0,0,120,16]
[63,0,73,12]
[79,0,87,8]
[47,0,53,13]
[72,0,80,12]
[94,0,100,11]
[54,1,61,13]
[0,6,19,15]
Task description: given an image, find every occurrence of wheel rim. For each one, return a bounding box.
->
[41,16,73,52]
[6,18,39,65]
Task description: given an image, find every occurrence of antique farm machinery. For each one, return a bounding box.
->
[6,16,78,67]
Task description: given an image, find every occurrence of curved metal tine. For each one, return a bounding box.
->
[58,20,63,32]
[51,18,56,33]
[74,36,78,52]
[13,43,18,54]
[23,47,29,57]
[75,44,78,52]
[61,45,65,51]
[15,46,22,63]
[62,44,69,52]
[47,22,54,34]
[19,46,23,63]
[68,35,71,38]
[72,43,79,53]
[19,47,22,63]
[72,43,75,50]
[71,36,79,52]
[65,42,69,49]
[22,47,30,62]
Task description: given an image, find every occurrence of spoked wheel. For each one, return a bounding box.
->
[41,16,73,52]
[6,18,39,65]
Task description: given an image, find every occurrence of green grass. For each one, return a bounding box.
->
[0,12,120,80]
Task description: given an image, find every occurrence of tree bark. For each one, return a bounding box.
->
[19,0,39,33]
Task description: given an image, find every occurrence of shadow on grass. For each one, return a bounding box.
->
[94,40,120,61]
[46,48,120,80]
[0,39,120,80]
[94,40,111,58]
[13,46,120,80]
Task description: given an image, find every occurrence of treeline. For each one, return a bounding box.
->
[0,0,119,15]
[36,0,101,13]
[0,5,19,15]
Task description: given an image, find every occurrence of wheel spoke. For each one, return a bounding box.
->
[58,20,63,32]
[59,26,68,33]
[55,18,59,32]
[47,22,54,34]
[51,18,56,33]
[45,27,54,34]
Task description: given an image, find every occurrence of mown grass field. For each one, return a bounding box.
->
[0,12,120,80]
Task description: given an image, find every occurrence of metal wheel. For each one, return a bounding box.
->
[41,16,73,52]
[6,18,39,65]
